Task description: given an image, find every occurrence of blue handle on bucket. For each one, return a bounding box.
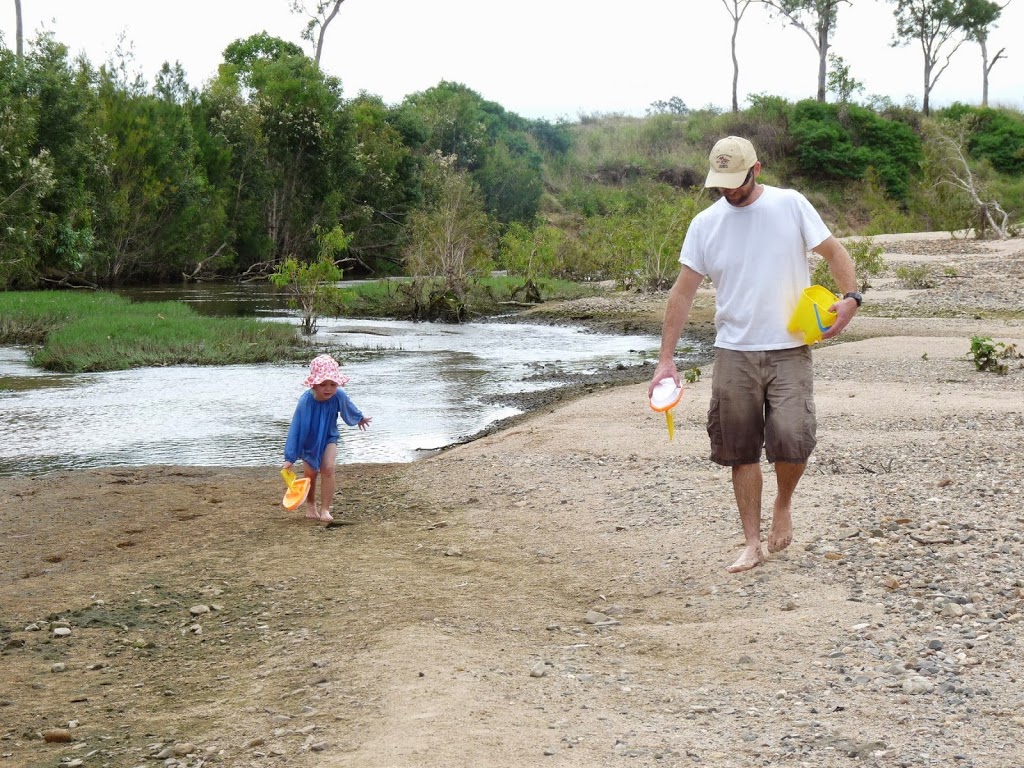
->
[813,305,834,333]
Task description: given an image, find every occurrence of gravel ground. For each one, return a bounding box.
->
[1,232,1022,768]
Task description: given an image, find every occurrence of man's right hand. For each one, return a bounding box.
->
[648,361,680,398]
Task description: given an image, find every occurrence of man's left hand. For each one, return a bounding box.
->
[820,297,858,340]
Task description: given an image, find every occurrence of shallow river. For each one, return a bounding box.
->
[0,283,697,475]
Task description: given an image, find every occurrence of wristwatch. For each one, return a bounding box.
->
[843,291,863,307]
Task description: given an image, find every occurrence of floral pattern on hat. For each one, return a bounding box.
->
[303,354,351,388]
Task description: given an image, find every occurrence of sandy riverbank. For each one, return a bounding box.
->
[1,233,1023,768]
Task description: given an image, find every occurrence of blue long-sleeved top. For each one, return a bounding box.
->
[284,389,364,470]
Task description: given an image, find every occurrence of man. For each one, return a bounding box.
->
[649,136,861,573]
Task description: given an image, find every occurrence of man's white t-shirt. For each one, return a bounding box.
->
[680,185,832,351]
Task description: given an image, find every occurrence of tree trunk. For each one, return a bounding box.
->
[731,15,740,113]
[816,13,829,103]
[922,52,932,116]
[14,0,24,62]
[980,38,989,107]
[313,0,345,68]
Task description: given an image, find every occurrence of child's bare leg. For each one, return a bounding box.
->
[317,444,338,522]
[302,463,319,519]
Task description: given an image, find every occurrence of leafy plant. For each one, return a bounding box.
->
[811,237,885,292]
[968,335,1020,374]
[684,366,702,384]
[895,264,936,289]
[270,225,350,334]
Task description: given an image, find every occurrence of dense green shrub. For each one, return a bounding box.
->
[938,103,1024,175]
[790,100,922,199]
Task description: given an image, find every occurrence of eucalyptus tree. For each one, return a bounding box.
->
[398,81,544,225]
[958,0,1008,106]
[290,0,346,68]
[719,0,755,112]
[210,33,355,269]
[759,0,848,102]
[890,0,969,115]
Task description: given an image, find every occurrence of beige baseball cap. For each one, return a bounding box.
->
[705,136,758,189]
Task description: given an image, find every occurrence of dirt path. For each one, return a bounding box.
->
[2,234,1023,768]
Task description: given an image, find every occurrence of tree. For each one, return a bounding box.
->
[403,152,492,321]
[760,0,848,103]
[924,115,1009,237]
[270,225,349,334]
[212,34,354,267]
[958,0,1008,107]
[826,52,865,103]
[290,0,347,68]
[14,0,23,62]
[0,44,55,287]
[890,0,969,116]
[719,0,755,113]
[647,96,690,116]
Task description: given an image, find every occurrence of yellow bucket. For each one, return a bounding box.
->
[788,285,839,345]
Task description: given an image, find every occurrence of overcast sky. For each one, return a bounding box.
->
[2,0,1021,120]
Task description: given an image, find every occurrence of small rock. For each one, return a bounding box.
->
[903,676,934,695]
[52,627,72,638]
[42,729,73,743]
[189,605,210,616]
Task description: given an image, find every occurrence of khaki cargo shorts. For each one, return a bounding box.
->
[706,346,817,466]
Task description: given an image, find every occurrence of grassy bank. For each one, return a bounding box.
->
[0,291,302,373]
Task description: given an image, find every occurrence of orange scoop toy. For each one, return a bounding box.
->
[280,468,311,511]
[649,378,683,440]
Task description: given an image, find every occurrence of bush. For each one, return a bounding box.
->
[939,104,1024,175]
[790,101,922,199]
[812,237,886,292]
[895,264,936,289]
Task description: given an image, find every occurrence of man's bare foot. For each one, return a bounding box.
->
[768,508,793,553]
[726,545,764,573]
[319,508,333,523]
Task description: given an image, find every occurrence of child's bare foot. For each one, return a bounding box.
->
[319,508,333,523]
[304,501,319,520]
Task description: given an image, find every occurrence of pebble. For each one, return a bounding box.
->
[902,676,935,695]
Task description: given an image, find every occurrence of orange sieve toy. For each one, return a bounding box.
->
[280,468,311,511]
[649,378,684,441]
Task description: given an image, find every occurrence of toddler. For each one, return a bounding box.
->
[283,354,371,523]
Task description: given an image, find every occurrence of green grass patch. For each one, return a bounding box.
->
[0,291,302,373]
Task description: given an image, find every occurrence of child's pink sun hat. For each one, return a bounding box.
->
[303,354,351,388]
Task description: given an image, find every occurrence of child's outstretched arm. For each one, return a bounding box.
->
[357,416,372,431]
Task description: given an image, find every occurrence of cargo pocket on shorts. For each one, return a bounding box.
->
[707,397,723,455]
[804,398,818,452]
